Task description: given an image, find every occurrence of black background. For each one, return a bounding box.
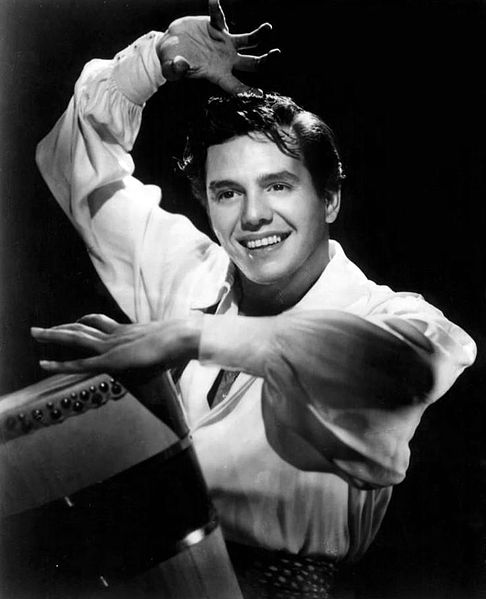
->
[1,0,485,597]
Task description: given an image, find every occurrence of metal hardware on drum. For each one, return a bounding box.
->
[0,372,243,599]
[0,375,126,443]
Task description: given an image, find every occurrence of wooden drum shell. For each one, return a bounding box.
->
[0,373,242,599]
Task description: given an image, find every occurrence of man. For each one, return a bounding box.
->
[32,1,476,596]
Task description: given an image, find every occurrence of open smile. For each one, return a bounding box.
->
[239,232,291,251]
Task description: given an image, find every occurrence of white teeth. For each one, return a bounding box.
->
[245,235,283,249]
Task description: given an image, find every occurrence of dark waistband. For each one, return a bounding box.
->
[226,541,337,599]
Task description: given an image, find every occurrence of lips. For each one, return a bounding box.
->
[239,232,291,250]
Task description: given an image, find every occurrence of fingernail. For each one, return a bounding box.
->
[31,327,43,335]
[39,360,52,369]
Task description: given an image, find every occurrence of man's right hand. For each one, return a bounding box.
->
[156,0,279,94]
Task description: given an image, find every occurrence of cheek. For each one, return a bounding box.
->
[292,197,325,230]
[208,207,234,244]
[296,202,328,245]
[207,206,222,235]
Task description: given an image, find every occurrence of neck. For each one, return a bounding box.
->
[238,244,331,316]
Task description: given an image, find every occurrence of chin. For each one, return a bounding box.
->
[241,267,291,287]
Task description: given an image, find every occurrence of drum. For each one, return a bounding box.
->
[0,372,242,599]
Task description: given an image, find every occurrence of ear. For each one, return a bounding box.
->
[324,190,341,224]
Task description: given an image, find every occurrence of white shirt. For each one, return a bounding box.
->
[36,31,476,561]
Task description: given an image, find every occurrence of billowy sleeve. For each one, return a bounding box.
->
[199,301,476,489]
[36,32,219,323]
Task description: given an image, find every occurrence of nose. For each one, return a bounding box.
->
[240,190,272,231]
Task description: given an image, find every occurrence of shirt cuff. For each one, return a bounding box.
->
[199,314,275,376]
[112,31,166,106]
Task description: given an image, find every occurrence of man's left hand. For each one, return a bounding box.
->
[31,314,203,374]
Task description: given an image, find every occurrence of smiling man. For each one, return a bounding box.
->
[193,97,342,316]
[33,1,476,597]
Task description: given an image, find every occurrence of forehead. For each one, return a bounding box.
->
[205,134,304,182]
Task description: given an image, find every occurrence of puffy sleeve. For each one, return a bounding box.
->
[261,306,476,489]
[35,32,219,323]
[199,304,476,489]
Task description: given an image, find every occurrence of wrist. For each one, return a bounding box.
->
[155,31,169,66]
[176,314,204,362]
[155,31,191,83]
[198,314,277,376]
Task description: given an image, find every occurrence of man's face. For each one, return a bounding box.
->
[205,134,339,291]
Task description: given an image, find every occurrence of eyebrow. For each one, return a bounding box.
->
[208,179,242,193]
[208,170,300,192]
[257,170,300,186]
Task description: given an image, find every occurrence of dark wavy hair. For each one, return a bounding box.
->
[179,90,345,206]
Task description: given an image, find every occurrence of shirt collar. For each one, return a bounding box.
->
[286,240,372,313]
[190,259,237,313]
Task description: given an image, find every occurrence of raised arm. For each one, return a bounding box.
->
[35,0,278,323]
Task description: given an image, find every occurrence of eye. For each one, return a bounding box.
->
[268,183,290,193]
[216,189,240,202]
